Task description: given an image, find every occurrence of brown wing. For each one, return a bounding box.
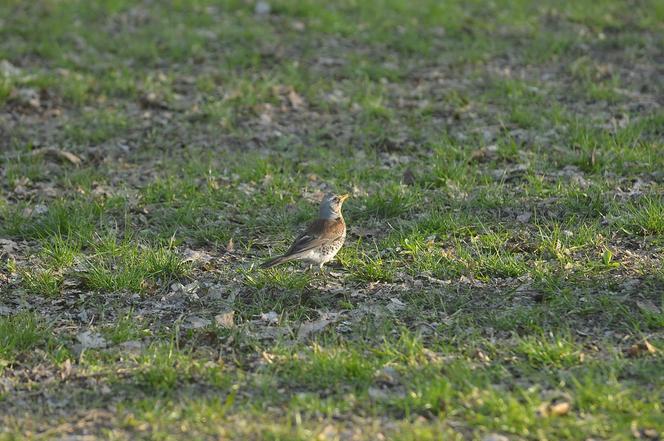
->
[283,218,345,257]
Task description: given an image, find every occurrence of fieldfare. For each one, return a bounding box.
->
[260,193,349,270]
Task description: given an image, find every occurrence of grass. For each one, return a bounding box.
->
[0,312,51,362]
[1,0,663,439]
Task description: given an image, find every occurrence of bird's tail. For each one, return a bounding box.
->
[259,254,294,269]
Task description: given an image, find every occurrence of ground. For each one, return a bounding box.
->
[0,0,663,439]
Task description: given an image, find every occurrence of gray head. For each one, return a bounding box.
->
[319,193,350,219]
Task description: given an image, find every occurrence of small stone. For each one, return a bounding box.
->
[255,1,270,15]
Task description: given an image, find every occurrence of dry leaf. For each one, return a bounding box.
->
[474,349,491,363]
[32,148,82,166]
[215,310,235,329]
[627,340,657,357]
[288,89,305,109]
[60,359,74,380]
[549,401,571,416]
[538,400,571,417]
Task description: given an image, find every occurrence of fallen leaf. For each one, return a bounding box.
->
[288,89,305,109]
[474,349,491,363]
[537,400,571,417]
[215,310,235,329]
[627,340,657,357]
[60,359,74,380]
[32,148,82,166]
[470,145,498,163]
[549,401,571,416]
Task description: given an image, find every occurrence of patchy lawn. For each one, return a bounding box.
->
[0,0,662,439]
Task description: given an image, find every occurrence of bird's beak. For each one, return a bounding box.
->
[339,194,350,202]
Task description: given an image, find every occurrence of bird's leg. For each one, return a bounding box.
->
[318,263,328,281]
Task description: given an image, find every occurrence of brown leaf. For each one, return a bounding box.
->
[215,310,235,329]
[627,340,657,357]
[549,401,571,416]
[60,359,74,380]
[538,400,571,417]
[474,349,491,363]
[287,89,305,109]
[32,148,82,166]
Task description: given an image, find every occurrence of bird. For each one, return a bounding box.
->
[260,193,349,271]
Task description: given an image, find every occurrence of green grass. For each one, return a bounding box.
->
[1,0,663,438]
[0,312,57,363]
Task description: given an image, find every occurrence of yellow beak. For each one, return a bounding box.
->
[339,194,350,202]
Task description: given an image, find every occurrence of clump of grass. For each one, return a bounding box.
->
[135,344,198,394]
[20,266,62,297]
[621,197,664,237]
[270,344,376,390]
[244,268,313,291]
[1,198,104,243]
[106,312,148,345]
[39,234,81,268]
[362,185,419,219]
[83,235,191,293]
[515,335,583,368]
[0,312,51,361]
[340,244,396,283]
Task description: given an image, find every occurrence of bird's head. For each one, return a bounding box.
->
[319,193,350,219]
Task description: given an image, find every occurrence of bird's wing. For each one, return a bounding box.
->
[284,218,345,257]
